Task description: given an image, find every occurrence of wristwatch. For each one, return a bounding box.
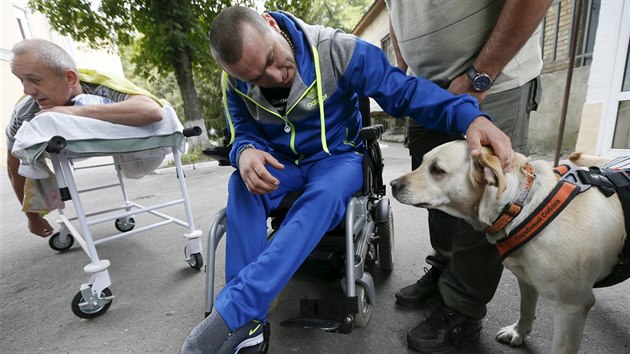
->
[466,66,494,92]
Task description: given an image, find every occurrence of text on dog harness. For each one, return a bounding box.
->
[495,178,580,260]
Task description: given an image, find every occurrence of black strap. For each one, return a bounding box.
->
[589,168,630,287]
[601,170,630,259]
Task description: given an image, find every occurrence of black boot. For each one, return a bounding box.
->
[407,304,482,353]
[395,255,443,308]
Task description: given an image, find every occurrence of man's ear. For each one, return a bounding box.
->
[65,69,79,86]
[472,146,506,199]
[263,13,279,30]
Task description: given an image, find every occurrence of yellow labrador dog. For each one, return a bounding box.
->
[390,140,626,354]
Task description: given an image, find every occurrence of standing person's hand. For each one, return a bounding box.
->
[238,148,284,195]
[448,74,489,103]
[466,117,515,172]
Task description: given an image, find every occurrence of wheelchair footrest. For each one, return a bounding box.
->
[279,296,358,334]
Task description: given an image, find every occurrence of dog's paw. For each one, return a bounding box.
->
[495,323,529,346]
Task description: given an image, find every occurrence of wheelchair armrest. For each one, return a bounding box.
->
[358,124,384,142]
[202,146,232,166]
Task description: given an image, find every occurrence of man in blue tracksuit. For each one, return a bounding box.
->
[182,6,515,354]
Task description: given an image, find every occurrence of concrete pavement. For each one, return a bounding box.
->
[1,142,629,353]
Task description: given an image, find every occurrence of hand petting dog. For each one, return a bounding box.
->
[466,116,515,173]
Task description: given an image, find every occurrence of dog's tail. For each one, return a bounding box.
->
[569,152,614,167]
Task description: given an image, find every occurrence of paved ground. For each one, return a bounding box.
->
[1,142,629,353]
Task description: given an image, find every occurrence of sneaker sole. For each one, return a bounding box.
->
[234,333,264,353]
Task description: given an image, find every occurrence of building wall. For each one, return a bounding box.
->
[528,67,589,155]
[353,0,598,157]
[1,0,124,168]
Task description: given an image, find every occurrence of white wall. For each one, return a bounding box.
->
[1,0,124,168]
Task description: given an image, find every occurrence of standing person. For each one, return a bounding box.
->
[6,39,164,238]
[386,0,552,352]
[182,5,515,354]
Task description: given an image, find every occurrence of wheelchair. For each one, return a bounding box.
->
[202,99,394,333]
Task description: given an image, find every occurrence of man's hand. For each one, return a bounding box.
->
[447,73,488,103]
[238,148,284,195]
[26,212,54,237]
[466,117,515,172]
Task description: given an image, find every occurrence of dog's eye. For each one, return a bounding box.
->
[430,162,445,175]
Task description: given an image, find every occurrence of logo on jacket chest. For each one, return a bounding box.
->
[305,86,327,108]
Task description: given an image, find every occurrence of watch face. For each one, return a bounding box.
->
[473,74,493,91]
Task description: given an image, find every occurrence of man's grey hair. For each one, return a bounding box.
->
[11,38,77,76]
[209,5,271,64]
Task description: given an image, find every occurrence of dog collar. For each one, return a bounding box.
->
[485,163,536,234]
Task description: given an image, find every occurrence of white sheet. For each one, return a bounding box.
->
[12,106,185,179]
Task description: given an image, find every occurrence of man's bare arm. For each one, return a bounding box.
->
[448,0,552,101]
[39,95,163,126]
[473,0,553,79]
[7,150,54,237]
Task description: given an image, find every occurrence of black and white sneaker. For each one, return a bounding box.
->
[240,322,270,353]
[219,320,268,354]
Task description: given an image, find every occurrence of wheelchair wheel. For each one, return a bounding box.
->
[377,209,394,272]
[354,283,372,328]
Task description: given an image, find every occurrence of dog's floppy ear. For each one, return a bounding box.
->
[471,147,506,199]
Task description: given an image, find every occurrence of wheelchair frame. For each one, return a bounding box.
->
[203,98,394,332]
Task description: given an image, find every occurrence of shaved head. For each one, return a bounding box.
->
[210,6,271,64]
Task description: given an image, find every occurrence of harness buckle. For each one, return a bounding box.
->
[557,165,592,192]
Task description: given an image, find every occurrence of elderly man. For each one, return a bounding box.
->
[182,5,514,353]
[6,38,163,238]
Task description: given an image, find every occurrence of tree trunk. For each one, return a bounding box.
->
[173,47,209,152]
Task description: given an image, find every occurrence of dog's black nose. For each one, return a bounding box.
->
[390,178,402,194]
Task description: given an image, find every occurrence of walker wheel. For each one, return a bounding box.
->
[49,232,74,252]
[114,217,135,232]
[187,252,204,270]
[71,286,113,319]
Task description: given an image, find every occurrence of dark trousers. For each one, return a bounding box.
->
[407,78,541,319]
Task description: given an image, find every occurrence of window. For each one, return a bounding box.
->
[541,0,600,70]
[623,39,630,93]
[612,41,630,149]
[381,34,396,66]
[13,6,33,40]
[611,101,630,149]
[578,0,600,66]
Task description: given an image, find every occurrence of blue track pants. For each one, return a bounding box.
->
[215,151,363,330]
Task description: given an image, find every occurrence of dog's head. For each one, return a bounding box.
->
[390,140,510,229]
